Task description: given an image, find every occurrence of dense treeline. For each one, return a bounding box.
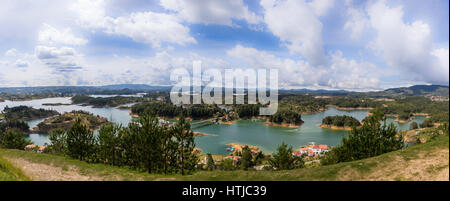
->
[0,119,29,133]
[269,109,303,124]
[371,96,448,122]
[321,109,403,165]
[71,95,141,107]
[322,115,361,127]
[2,106,58,121]
[46,115,198,175]
[131,101,223,119]
[278,95,328,113]
[328,98,380,108]
[234,104,261,118]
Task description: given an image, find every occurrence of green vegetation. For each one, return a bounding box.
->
[34,110,108,134]
[321,110,403,165]
[269,142,303,170]
[71,95,141,107]
[277,95,328,113]
[2,106,58,121]
[373,96,448,122]
[0,154,29,181]
[0,119,30,133]
[2,134,446,180]
[0,129,32,150]
[131,101,223,119]
[328,97,379,108]
[45,115,198,175]
[322,115,361,127]
[410,122,418,130]
[269,109,303,125]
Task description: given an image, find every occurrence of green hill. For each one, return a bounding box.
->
[1,135,448,181]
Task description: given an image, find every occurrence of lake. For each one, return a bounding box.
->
[0,97,426,154]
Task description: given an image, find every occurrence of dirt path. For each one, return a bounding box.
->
[4,157,102,181]
[337,149,449,181]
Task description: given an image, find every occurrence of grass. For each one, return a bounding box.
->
[0,154,29,181]
[0,135,448,181]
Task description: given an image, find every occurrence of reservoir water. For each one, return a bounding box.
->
[0,97,426,154]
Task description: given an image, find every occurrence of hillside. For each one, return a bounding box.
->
[1,135,448,181]
[383,85,449,97]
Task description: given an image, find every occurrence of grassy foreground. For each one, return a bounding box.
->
[0,135,448,181]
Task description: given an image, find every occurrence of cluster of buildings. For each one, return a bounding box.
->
[24,144,47,153]
[293,142,330,157]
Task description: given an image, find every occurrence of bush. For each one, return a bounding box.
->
[410,122,418,130]
[322,109,403,165]
[0,129,32,150]
[269,142,303,170]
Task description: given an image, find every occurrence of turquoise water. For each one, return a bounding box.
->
[1,98,426,154]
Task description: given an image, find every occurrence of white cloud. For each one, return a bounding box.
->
[260,0,326,66]
[367,0,448,84]
[344,7,369,40]
[38,24,88,45]
[5,48,18,57]
[106,12,196,47]
[308,0,335,17]
[70,0,108,29]
[227,45,380,90]
[35,46,77,59]
[160,0,262,26]
[14,59,29,68]
[71,0,196,47]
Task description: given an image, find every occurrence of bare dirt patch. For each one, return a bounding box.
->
[4,157,103,181]
[348,149,448,181]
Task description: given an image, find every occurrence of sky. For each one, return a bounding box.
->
[0,0,448,91]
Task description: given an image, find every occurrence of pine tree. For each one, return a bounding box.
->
[172,116,197,175]
[240,146,253,170]
[66,118,96,161]
[206,153,215,171]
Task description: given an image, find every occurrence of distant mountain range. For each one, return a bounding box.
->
[0,84,448,97]
[381,85,449,97]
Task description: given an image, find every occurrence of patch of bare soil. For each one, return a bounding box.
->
[4,157,103,181]
[338,149,449,181]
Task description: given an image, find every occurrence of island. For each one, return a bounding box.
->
[2,106,59,121]
[31,110,108,134]
[320,115,361,131]
[71,95,141,108]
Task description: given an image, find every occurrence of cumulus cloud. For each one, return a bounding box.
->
[227,45,380,90]
[5,48,18,57]
[344,7,369,40]
[34,45,83,73]
[367,0,449,84]
[260,0,327,67]
[160,0,262,26]
[38,24,88,45]
[105,12,196,47]
[308,0,335,17]
[71,0,196,47]
[14,59,29,68]
[35,46,77,59]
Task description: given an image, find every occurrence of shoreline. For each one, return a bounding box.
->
[327,105,374,111]
[318,124,360,131]
[265,121,303,128]
[193,132,218,137]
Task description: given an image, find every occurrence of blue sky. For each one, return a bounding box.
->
[0,0,448,91]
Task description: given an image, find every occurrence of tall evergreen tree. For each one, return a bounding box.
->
[66,118,96,161]
[269,142,302,170]
[240,146,253,170]
[0,129,32,150]
[172,116,197,175]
